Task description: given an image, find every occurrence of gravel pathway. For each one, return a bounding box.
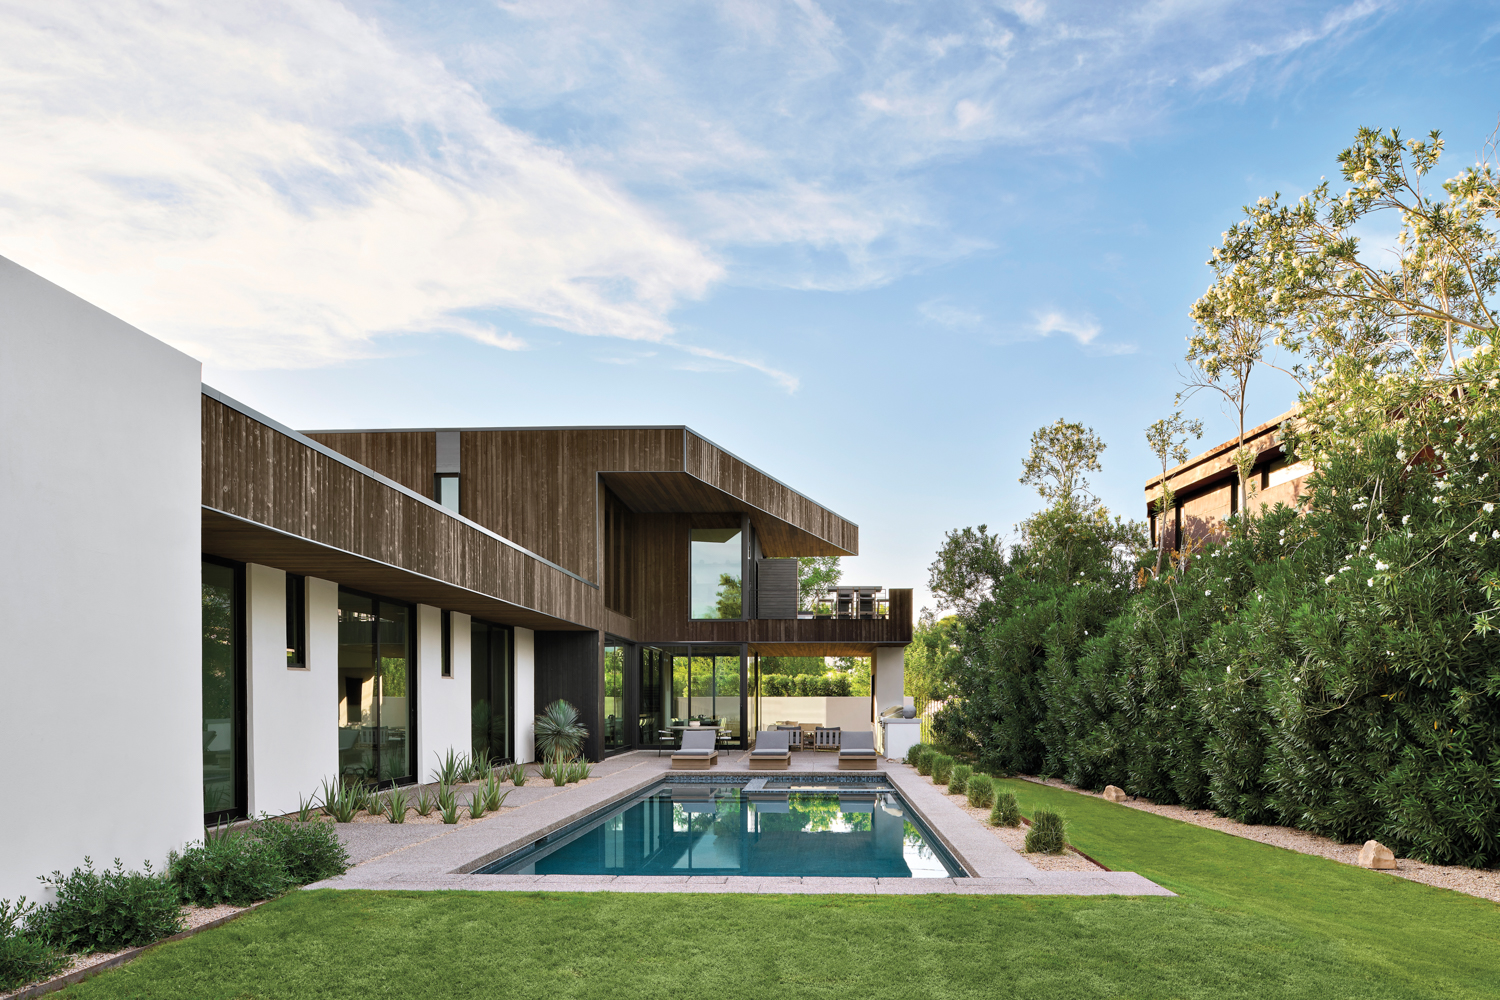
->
[1019,775,1500,903]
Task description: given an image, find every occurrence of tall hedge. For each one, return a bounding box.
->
[936,420,1500,866]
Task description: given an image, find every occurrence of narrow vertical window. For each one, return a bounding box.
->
[286,573,306,669]
[441,610,452,678]
[435,474,460,514]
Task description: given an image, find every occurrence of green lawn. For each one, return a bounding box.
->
[55,779,1500,1000]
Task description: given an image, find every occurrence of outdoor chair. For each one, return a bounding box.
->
[775,724,804,751]
[813,726,841,752]
[749,729,791,771]
[654,729,676,756]
[838,730,878,770]
[670,729,719,771]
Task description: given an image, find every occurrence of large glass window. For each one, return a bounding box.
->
[338,590,416,784]
[666,644,745,745]
[604,643,627,752]
[203,559,244,820]
[690,527,742,619]
[639,646,667,745]
[471,620,514,763]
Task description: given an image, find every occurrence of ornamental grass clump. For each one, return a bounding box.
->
[967,774,994,809]
[30,858,183,953]
[990,792,1021,828]
[931,755,954,785]
[1025,810,1068,855]
[949,764,972,795]
[0,898,63,991]
[905,743,927,766]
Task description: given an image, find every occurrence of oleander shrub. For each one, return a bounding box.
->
[1025,810,1067,855]
[949,764,972,795]
[170,831,293,907]
[990,792,1021,828]
[253,821,351,885]
[0,898,64,990]
[967,774,994,809]
[931,755,954,785]
[29,858,183,953]
[915,749,935,776]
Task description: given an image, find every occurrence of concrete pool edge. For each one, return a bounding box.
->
[306,753,1175,897]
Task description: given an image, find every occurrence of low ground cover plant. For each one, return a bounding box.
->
[0,897,64,991]
[949,764,972,795]
[29,859,182,954]
[171,820,350,906]
[990,792,1021,827]
[1024,810,1067,854]
[967,774,994,809]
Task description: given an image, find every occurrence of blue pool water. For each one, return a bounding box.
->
[475,781,963,878]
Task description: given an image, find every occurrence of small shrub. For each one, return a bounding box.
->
[949,764,972,795]
[31,858,183,952]
[967,774,994,809]
[254,821,350,885]
[915,749,935,776]
[414,786,435,817]
[904,742,927,766]
[931,755,954,785]
[170,833,293,907]
[438,785,460,824]
[990,792,1021,828]
[0,898,64,991]
[1025,810,1067,855]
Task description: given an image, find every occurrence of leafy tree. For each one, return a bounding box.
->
[1019,418,1106,506]
[927,525,1004,612]
[797,555,841,612]
[1145,412,1203,575]
[903,610,961,713]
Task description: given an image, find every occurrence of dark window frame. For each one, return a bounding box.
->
[286,572,307,670]
[203,554,248,825]
[336,585,419,787]
[441,610,453,678]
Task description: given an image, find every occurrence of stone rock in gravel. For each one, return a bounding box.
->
[1358,840,1397,870]
[1102,785,1127,803]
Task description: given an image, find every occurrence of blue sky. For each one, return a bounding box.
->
[4,1,1499,608]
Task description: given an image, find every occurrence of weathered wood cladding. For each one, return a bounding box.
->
[685,431,858,557]
[303,430,435,498]
[202,396,598,631]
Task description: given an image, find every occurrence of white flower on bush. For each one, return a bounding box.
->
[1471,532,1480,542]
[1368,578,1375,586]
[1326,574,1336,583]
[1486,503,1495,514]
[1375,560,1390,571]
[1403,514,1411,525]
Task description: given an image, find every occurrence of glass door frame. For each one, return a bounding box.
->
[637,642,748,751]
[202,555,247,825]
[336,585,419,787]
[604,636,635,757]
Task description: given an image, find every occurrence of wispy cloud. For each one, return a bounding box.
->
[1033,309,1101,345]
[677,345,801,393]
[919,299,985,328]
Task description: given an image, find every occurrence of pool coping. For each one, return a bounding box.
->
[306,753,1174,896]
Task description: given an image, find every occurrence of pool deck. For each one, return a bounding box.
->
[307,750,1173,896]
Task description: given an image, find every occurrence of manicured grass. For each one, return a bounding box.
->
[54,781,1500,999]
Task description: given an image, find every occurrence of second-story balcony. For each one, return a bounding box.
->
[798,585,893,620]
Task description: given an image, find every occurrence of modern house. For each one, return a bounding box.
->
[1144,410,1314,548]
[0,255,912,901]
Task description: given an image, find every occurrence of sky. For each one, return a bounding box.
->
[4,0,1499,612]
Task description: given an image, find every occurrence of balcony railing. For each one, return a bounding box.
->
[797,585,890,620]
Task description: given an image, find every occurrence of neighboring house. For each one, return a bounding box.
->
[1144,409,1315,550]
[0,255,911,900]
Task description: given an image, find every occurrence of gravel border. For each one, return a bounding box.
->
[1018,775,1500,903]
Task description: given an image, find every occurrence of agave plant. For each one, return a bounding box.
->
[437,785,460,824]
[385,786,409,824]
[506,761,527,786]
[534,700,587,763]
[432,748,465,786]
[414,786,435,817]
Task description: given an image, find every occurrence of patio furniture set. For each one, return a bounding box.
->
[669,728,878,771]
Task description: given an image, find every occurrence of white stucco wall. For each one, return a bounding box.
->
[757,696,873,732]
[244,565,337,817]
[514,627,535,762]
[417,605,470,780]
[0,256,202,901]
[874,646,905,719]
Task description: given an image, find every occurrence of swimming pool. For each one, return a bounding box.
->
[475,779,965,878]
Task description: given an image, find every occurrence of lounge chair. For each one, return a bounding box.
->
[749,729,791,771]
[775,724,804,751]
[838,730,878,770]
[671,729,718,770]
[814,726,841,752]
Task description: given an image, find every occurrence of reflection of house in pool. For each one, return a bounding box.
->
[0,254,916,901]
[1145,409,1315,550]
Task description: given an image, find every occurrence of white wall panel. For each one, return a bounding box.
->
[874,647,905,719]
[0,256,201,900]
[245,565,334,816]
[417,604,469,780]
[514,627,535,762]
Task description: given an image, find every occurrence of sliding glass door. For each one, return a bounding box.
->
[202,558,245,820]
[337,589,416,784]
[471,620,514,763]
[604,642,627,752]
